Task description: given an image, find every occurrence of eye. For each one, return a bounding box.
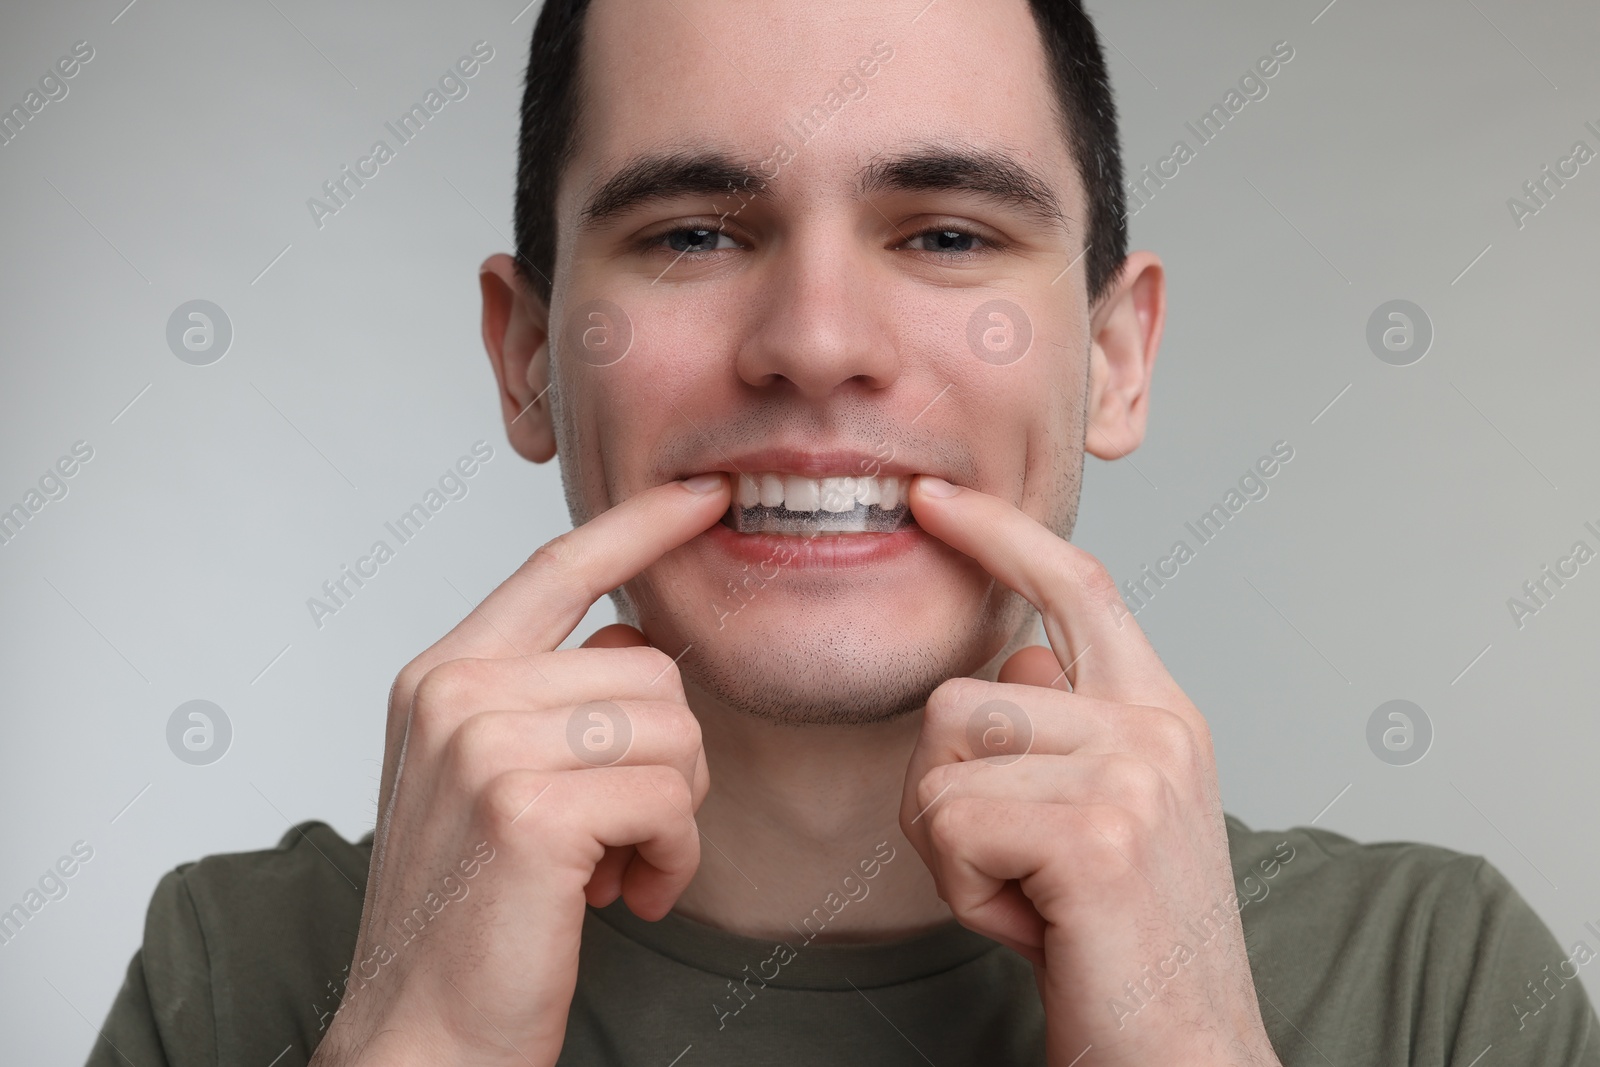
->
[902,226,992,259]
[649,225,741,255]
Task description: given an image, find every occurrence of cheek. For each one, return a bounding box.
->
[1015,353,1086,536]
[559,370,647,512]
[557,310,729,512]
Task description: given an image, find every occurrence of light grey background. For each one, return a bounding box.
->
[3,0,1597,1061]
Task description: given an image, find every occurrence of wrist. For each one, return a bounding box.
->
[310,1000,456,1067]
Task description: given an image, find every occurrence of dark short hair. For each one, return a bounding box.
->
[513,0,1127,309]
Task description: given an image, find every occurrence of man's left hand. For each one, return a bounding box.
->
[900,475,1283,1067]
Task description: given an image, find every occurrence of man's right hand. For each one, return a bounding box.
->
[310,472,730,1067]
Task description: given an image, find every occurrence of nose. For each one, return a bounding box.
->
[735,226,901,400]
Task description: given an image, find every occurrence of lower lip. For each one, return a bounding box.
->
[702,517,927,568]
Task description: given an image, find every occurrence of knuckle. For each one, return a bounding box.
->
[926,676,983,725]
[1086,805,1140,857]
[390,657,444,725]
[1177,706,1215,757]
[1147,707,1199,761]
[413,659,474,712]
[1068,551,1121,607]
[652,763,694,806]
[926,795,982,851]
[915,764,959,814]
[628,761,693,811]
[1105,756,1166,805]
[622,644,680,686]
[443,711,502,781]
[477,770,544,830]
[650,701,703,755]
[392,658,430,704]
[528,532,582,583]
[409,660,481,744]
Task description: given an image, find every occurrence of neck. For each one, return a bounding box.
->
[669,620,1036,944]
[674,694,946,943]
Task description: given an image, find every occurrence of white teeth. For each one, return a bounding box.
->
[782,475,820,511]
[723,472,915,534]
[726,473,910,513]
[878,477,900,511]
[819,477,856,512]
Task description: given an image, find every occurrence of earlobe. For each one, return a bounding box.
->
[480,253,557,463]
[1084,251,1166,461]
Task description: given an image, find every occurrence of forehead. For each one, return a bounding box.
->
[566,0,1080,216]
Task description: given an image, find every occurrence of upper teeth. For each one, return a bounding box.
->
[735,473,908,512]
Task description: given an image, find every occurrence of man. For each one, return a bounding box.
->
[90,0,1599,1064]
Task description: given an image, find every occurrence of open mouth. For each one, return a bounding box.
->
[721,473,915,535]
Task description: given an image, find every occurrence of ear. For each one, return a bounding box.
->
[1084,250,1165,460]
[480,252,556,463]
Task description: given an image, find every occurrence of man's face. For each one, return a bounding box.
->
[544,0,1095,724]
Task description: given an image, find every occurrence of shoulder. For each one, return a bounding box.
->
[1222,813,1502,978]
[94,821,372,1067]
[1223,813,1600,1064]
[1223,811,1530,955]
[1223,811,1493,901]
[168,819,372,932]
[151,819,371,999]
[1221,814,1574,957]
[160,819,372,1008]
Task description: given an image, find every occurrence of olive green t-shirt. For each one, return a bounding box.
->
[87,815,1600,1066]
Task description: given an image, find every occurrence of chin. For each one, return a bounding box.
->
[618,568,1033,727]
[686,629,950,727]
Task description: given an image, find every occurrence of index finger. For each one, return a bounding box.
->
[430,472,730,663]
[906,474,1175,705]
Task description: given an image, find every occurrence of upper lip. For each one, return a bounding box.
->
[680,447,931,482]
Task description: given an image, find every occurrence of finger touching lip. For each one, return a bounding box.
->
[906,475,1176,704]
[424,473,731,665]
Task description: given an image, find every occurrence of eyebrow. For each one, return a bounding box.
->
[576,143,1071,234]
[578,151,769,230]
[858,143,1070,232]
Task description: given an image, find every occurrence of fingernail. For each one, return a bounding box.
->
[681,472,724,494]
[918,475,959,498]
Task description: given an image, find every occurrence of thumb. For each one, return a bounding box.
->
[997,645,1066,689]
[580,622,651,649]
